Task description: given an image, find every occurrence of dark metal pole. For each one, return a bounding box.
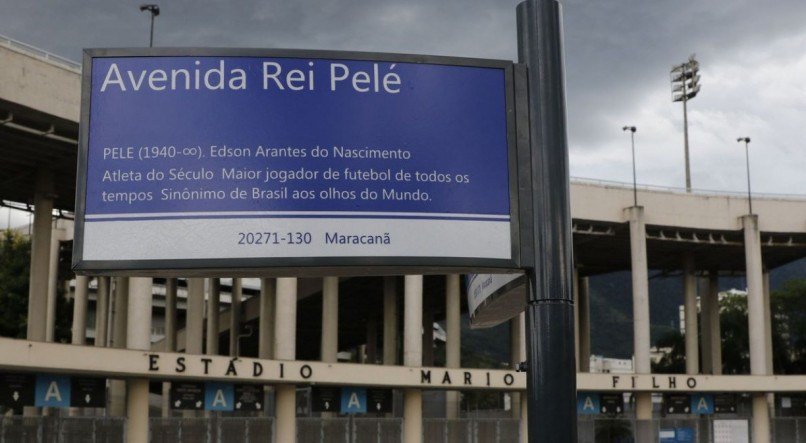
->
[738,137,752,214]
[517,0,576,442]
[140,5,159,47]
[682,79,691,192]
[623,126,637,207]
[149,14,155,48]
[631,130,637,207]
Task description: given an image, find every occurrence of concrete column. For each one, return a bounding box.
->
[382,277,398,365]
[762,272,773,374]
[578,277,591,372]
[126,277,152,443]
[366,318,378,364]
[162,278,178,417]
[510,314,522,419]
[627,206,652,420]
[403,275,423,443]
[422,305,434,367]
[164,279,178,351]
[45,226,61,342]
[206,278,220,355]
[321,277,339,363]
[95,277,110,347]
[109,277,129,416]
[26,169,53,343]
[683,255,699,374]
[259,278,275,359]
[274,278,297,443]
[445,274,461,420]
[743,215,770,443]
[185,279,205,355]
[229,278,242,356]
[700,277,713,375]
[71,276,89,345]
[382,277,398,419]
[259,278,275,417]
[183,279,204,432]
[708,273,722,375]
[763,270,776,416]
[68,275,90,418]
[111,278,130,348]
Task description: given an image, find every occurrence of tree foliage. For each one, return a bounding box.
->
[0,229,73,341]
[771,279,806,374]
[651,329,685,374]
[653,281,806,375]
[0,230,31,338]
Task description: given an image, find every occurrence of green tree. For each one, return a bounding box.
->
[652,282,806,375]
[0,229,73,341]
[718,293,751,374]
[771,280,806,374]
[0,230,31,338]
[651,330,685,374]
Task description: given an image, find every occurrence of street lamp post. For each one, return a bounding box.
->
[623,126,638,207]
[671,55,701,192]
[737,137,753,214]
[139,4,160,48]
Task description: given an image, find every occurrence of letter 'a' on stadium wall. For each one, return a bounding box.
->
[72,48,522,277]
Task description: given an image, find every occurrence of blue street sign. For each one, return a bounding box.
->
[576,393,600,415]
[690,394,714,415]
[35,375,71,408]
[204,382,234,412]
[659,427,695,443]
[76,51,516,271]
[341,387,367,414]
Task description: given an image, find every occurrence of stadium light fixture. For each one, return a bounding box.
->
[139,4,160,48]
[671,54,700,192]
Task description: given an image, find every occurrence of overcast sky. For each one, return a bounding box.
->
[1,0,805,226]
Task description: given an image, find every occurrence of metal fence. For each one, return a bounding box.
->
[0,33,82,71]
[579,418,711,443]
[773,418,806,443]
[5,416,806,442]
[424,419,520,443]
[0,416,124,443]
[151,417,273,443]
[570,176,806,201]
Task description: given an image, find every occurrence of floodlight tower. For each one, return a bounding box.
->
[139,4,160,48]
[671,55,701,192]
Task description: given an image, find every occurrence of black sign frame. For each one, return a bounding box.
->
[72,48,524,278]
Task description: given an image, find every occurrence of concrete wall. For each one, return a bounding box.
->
[571,181,806,233]
[0,43,81,122]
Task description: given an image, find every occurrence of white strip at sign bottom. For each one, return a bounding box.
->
[81,217,512,261]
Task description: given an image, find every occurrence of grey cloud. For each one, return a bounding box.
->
[1,0,804,193]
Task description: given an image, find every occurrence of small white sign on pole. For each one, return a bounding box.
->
[466,273,526,328]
